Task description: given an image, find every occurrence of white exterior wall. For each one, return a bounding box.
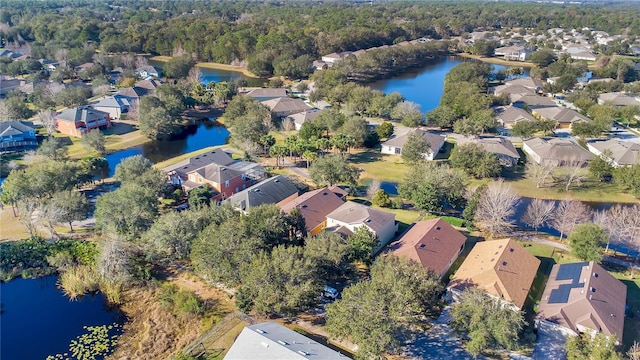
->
[325,218,397,252]
[522,143,542,164]
[93,106,121,120]
[380,144,436,160]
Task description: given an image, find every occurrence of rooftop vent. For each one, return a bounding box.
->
[274,179,280,183]
[590,287,596,293]
[256,329,266,334]
[509,248,514,252]
[366,219,372,223]
[502,261,507,266]
[195,157,200,160]
[301,205,308,209]
[322,192,328,195]
[435,226,441,230]
[261,341,269,348]
[419,243,426,249]
[277,340,288,345]
[593,273,598,278]
[297,351,309,356]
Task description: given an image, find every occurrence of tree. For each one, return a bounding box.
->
[628,341,640,360]
[50,190,90,232]
[309,155,360,187]
[588,150,614,181]
[523,199,555,233]
[569,223,607,262]
[326,255,443,359]
[114,155,153,183]
[427,105,458,128]
[550,200,592,240]
[401,131,431,164]
[399,162,468,212]
[572,122,605,140]
[565,333,622,360]
[375,121,394,139]
[37,137,68,161]
[163,55,196,79]
[371,189,391,208]
[511,120,538,139]
[366,179,381,200]
[450,143,501,179]
[338,117,369,147]
[346,226,378,264]
[529,49,556,67]
[450,287,525,357]
[55,87,91,108]
[82,129,106,154]
[37,109,57,136]
[0,95,34,120]
[188,184,216,208]
[138,99,179,140]
[95,184,158,239]
[526,159,557,188]
[237,245,322,316]
[453,109,497,136]
[303,231,350,280]
[474,179,520,238]
[392,101,423,127]
[614,164,640,197]
[560,158,589,191]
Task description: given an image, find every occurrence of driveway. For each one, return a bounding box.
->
[531,335,566,360]
[403,307,477,360]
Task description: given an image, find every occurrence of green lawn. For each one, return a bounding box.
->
[348,150,410,183]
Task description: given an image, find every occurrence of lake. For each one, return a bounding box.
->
[104,119,230,176]
[0,275,122,360]
[367,55,530,113]
[148,59,265,87]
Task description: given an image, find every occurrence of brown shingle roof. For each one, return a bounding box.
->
[449,238,540,309]
[534,107,590,124]
[536,262,626,342]
[587,139,640,167]
[457,137,520,161]
[382,129,445,155]
[261,97,311,115]
[391,218,466,277]
[495,105,537,126]
[279,188,344,232]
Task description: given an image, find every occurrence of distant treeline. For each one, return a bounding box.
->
[1,1,639,76]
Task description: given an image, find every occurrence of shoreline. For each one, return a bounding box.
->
[150,56,260,78]
[456,52,537,68]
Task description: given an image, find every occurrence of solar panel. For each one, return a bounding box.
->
[556,262,588,281]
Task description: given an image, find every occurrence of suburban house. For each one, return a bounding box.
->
[245,88,288,102]
[261,97,311,118]
[535,262,626,343]
[598,92,640,107]
[136,66,161,79]
[39,59,65,72]
[118,86,149,102]
[225,175,299,212]
[279,187,345,236]
[287,109,322,131]
[532,106,591,129]
[224,322,348,360]
[494,45,530,61]
[0,121,37,152]
[448,238,540,310]
[494,84,536,102]
[505,78,546,93]
[312,60,329,70]
[457,136,521,167]
[495,105,537,128]
[135,79,162,91]
[90,95,130,120]
[565,47,597,61]
[164,149,262,200]
[0,77,24,97]
[390,218,467,279]
[74,62,94,74]
[55,107,111,137]
[321,52,352,64]
[326,201,398,253]
[523,138,594,165]
[513,95,557,109]
[381,129,446,160]
[587,139,640,167]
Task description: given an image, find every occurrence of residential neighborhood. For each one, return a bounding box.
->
[1,1,640,360]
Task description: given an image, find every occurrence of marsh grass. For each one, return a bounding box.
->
[59,265,100,299]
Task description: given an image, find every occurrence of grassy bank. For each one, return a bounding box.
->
[457,52,537,68]
[150,56,260,78]
[153,144,234,169]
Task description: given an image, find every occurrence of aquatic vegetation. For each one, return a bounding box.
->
[45,323,121,360]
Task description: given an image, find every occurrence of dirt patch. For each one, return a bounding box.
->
[0,207,31,241]
[110,271,235,360]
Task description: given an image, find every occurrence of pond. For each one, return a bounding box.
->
[104,119,230,176]
[367,55,530,113]
[512,197,638,257]
[0,275,122,360]
[148,59,266,87]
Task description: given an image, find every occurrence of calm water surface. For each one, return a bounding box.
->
[367,56,529,113]
[104,120,230,176]
[148,59,265,87]
[0,275,122,360]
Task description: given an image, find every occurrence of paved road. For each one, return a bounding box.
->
[530,335,566,360]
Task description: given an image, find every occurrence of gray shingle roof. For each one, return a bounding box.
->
[587,139,640,166]
[382,129,445,154]
[56,107,109,123]
[326,201,395,234]
[0,121,35,137]
[163,149,235,175]
[495,106,536,125]
[226,175,299,211]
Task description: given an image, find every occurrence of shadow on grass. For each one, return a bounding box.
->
[347,150,383,164]
[104,122,137,136]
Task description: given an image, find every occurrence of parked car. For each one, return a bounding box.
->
[323,285,339,300]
